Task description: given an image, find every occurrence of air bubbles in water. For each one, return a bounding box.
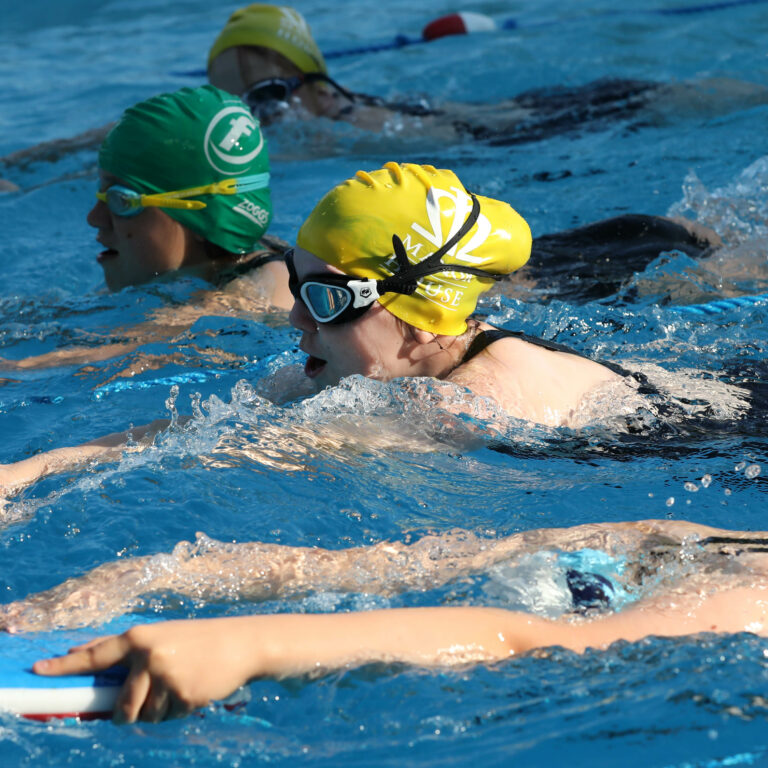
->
[666,497,675,507]
[745,464,762,479]
[684,482,699,493]
[700,474,712,488]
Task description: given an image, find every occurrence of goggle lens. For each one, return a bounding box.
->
[101,186,143,217]
[301,282,353,321]
[244,82,291,105]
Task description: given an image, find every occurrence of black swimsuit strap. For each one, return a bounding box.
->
[698,535,768,553]
[462,329,593,364]
[215,249,286,286]
[244,251,286,271]
[462,328,664,400]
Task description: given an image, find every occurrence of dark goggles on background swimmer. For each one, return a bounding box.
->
[241,72,356,112]
[96,173,270,217]
[287,194,504,325]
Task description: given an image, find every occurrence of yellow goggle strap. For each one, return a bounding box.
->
[97,172,271,212]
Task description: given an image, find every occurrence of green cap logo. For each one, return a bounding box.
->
[204,106,265,176]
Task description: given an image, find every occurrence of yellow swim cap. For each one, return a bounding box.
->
[297,163,532,335]
[208,4,327,75]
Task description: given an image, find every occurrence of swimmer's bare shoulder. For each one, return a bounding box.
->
[447,323,620,425]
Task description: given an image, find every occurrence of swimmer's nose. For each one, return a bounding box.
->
[289,298,317,333]
[87,198,110,230]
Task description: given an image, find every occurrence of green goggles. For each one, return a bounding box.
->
[95,173,270,217]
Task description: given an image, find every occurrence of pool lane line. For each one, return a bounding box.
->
[173,0,768,76]
[668,293,768,317]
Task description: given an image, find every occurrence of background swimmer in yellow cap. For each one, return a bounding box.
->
[7,4,765,170]
[205,5,768,143]
[289,162,635,427]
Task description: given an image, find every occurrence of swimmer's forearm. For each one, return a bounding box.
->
[35,591,768,723]
[0,122,115,168]
[0,445,117,496]
[0,420,169,497]
[240,607,523,677]
[0,342,141,371]
[32,607,523,722]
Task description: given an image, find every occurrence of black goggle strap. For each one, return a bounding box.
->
[379,193,504,296]
[302,72,357,103]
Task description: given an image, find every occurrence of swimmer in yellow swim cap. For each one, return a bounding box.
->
[288,162,634,427]
[207,3,391,128]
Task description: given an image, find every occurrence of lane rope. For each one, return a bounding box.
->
[174,0,768,75]
[668,292,768,317]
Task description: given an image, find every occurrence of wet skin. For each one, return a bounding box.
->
[88,171,209,291]
[288,247,434,388]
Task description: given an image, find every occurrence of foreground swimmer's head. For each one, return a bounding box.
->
[289,162,531,386]
[89,85,271,291]
[207,4,354,123]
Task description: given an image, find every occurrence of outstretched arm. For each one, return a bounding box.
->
[0,419,170,509]
[2,519,753,632]
[0,123,114,170]
[34,584,768,723]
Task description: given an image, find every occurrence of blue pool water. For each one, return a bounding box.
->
[1,0,768,765]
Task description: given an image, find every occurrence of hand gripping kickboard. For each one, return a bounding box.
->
[0,624,133,721]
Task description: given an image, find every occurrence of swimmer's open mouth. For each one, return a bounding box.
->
[304,355,327,379]
[97,248,119,263]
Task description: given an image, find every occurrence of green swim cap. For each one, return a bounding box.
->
[99,85,272,254]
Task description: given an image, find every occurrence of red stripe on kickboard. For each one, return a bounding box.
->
[23,710,112,722]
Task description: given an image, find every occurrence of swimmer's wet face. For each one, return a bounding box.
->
[241,72,355,120]
[288,248,418,386]
[89,171,209,292]
[209,46,353,122]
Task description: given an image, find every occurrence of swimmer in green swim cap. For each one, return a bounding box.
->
[92,84,288,297]
[0,85,292,374]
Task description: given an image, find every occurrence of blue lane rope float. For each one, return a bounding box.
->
[669,292,768,317]
[174,0,768,75]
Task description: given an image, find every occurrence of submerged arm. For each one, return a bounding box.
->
[0,122,114,170]
[0,419,170,506]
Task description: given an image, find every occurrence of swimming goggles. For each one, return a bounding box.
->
[287,194,504,325]
[241,73,356,112]
[95,173,270,218]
